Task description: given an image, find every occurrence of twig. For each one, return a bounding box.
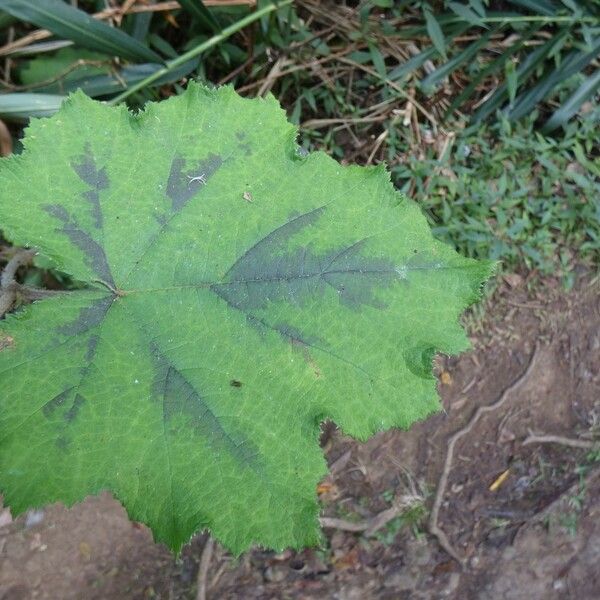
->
[196,536,214,600]
[366,128,389,165]
[364,505,403,536]
[0,249,35,317]
[337,56,440,133]
[319,516,368,532]
[302,115,388,129]
[320,495,421,536]
[257,56,289,97]
[0,249,34,288]
[428,344,541,566]
[14,284,65,301]
[523,432,596,450]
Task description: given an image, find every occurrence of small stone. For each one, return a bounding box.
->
[442,572,460,595]
[24,509,44,529]
[384,572,415,590]
[0,507,12,528]
[79,541,92,561]
[264,565,287,583]
[553,579,566,591]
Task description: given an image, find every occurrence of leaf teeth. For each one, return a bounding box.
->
[0,85,493,553]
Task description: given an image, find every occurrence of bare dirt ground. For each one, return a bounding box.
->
[1,274,599,600]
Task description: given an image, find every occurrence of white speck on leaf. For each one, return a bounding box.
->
[188,174,207,186]
[395,266,408,280]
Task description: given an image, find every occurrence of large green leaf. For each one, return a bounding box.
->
[0,84,493,553]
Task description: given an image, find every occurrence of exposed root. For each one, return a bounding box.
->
[320,491,424,536]
[428,344,542,566]
[523,432,597,450]
[195,536,214,600]
[0,249,35,317]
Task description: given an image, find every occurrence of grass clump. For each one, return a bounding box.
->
[392,110,600,283]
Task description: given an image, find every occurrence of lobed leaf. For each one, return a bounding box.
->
[0,84,493,553]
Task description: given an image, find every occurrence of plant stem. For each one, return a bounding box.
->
[479,16,597,23]
[109,0,292,105]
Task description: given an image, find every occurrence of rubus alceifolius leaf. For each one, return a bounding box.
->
[0,84,493,553]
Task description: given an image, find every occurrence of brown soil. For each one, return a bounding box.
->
[1,276,599,600]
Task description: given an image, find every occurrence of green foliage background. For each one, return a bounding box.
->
[0,0,597,280]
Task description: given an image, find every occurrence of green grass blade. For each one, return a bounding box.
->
[131,11,153,42]
[508,36,600,120]
[0,10,16,28]
[542,68,600,132]
[473,28,569,122]
[387,23,472,82]
[32,58,199,97]
[443,25,539,118]
[0,0,163,63]
[178,0,220,33]
[7,40,73,56]
[388,47,436,81]
[421,28,496,92]
[0,92,64,120]
[506,0,559,15]
[447,1,487,27]
[423,4,447,59]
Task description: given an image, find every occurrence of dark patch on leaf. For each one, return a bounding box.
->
[58,296,113,337]
[86,335,100,362]
[42,388,73,418]
[166,153,223,211]
[230,379,242,387]
[64,394,85,422]
[274,323,322,347]
[56,436,70,451]
[403,345,436,379]
[211,207,399,312]
[44,205,115,286]
[154,213,168,226]
[243,312,370,380]
[150,346,260,468]
[71,143,109,230]
[239,143,252,156]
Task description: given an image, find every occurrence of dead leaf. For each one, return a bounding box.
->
[440,371,453,386]
[79,541,92,560]
[503,273,523,288]
[489,469,510,492]
[333,546,360,570]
